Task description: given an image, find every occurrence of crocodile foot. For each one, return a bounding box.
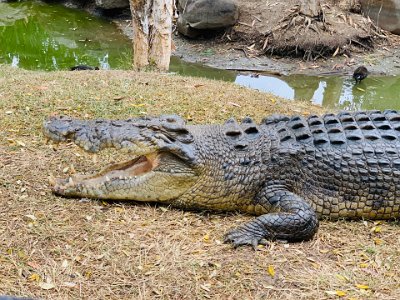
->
[224,227,269,250]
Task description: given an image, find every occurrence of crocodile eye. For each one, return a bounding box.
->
[166,117,176,123]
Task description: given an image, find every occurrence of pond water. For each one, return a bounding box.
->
[1,0,400,111]
[235,73,400,111]
[0,0,132,70]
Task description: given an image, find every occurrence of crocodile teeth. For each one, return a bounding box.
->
[68,177,74,185]
[105,176,110,182]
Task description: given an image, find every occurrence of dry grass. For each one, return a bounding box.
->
[0,65,399,299]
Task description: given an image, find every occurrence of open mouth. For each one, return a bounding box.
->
[96,153,160,178]
[53,153,161,191]
[51,151,198,201]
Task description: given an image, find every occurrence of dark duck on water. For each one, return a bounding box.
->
[70,65,99,71]
[353,66,368,83]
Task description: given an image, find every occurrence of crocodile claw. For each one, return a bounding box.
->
[224,228,268,250]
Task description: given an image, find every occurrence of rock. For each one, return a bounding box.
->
[177,0,239,38]
[360,0,400,35]
[95,0,129,9]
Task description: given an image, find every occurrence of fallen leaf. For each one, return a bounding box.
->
[325,291,336,296]
[29,273,41,282]
[63,282,76,288]
[326,290,346,297]
[25,215,37,221]
[335,274,349,282]
[61,260,69,268]
[203,234,210,242]
[94,254,106,260]
[228,102,241,107]
[39,282,55,290]
[267,265,275,278]
[371,226,382,233]
[16,140,26,147]
[355,284,369,290]
[200,283,211,292]
[335,290,347,297]
[18,250,27,259]
[113,96,125,101]
[27,261,40,269]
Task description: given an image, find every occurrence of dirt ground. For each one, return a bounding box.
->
[1,66,400,299]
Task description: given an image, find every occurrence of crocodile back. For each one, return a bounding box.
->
[264,110,400,147]
[261,110,400,220]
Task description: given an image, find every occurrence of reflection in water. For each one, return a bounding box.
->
[10,54,19,67]
[236,73,400,110]
[169,56,236,81]
[235,75,294,99]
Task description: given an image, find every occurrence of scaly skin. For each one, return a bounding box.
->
[44,110,400,248]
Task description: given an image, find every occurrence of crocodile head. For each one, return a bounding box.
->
[44,115,200,202]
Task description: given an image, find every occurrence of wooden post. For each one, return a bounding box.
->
[129,0,173,71]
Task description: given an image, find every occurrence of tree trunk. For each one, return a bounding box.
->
[300,0,322,17]
[129,0,173,71]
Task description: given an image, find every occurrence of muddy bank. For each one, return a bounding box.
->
[114,0,400,77]
[172,34,400,77]
[115,19,400,77]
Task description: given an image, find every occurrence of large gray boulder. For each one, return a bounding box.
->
[360,0,400,35]
[177,0,239,38]
[95,0,129,9]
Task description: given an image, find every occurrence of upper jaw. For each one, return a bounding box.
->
[43,115,197,163]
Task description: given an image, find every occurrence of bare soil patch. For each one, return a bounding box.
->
[1,66,399,299]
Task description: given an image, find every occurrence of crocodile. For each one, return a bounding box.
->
[43,110,400,248]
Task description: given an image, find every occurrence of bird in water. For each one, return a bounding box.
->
[353,66,368,84]
[70,65,99,71]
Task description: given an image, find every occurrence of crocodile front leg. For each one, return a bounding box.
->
[224,186,319,249]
